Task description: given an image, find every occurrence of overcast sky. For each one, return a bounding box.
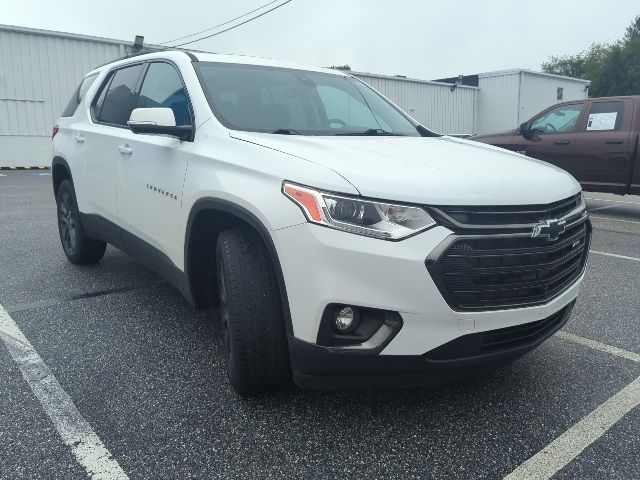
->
[3,0,637,79]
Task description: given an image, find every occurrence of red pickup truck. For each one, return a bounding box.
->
[473,96,640,195]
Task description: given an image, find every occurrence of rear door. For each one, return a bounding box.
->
[81,63,145,223]
[510,102,585,175]
[115,61,193,265]
[571,99,635,193]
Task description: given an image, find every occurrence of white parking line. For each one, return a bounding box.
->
[556,331,640,363]
[590,215,640,226]
[590,250,640,262]
[0,304,128,479]
[588,204,620,212]
[585,196,640,206]
[504,375,640,480]
[0,173,6,176]
[505,331,640,479]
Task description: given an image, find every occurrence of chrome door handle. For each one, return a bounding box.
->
[117,145,133,155]
[74,135,85,143]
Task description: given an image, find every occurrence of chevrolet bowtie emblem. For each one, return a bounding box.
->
[532,219,567,241]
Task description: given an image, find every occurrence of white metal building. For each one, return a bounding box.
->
[0,24,588,167]
[353,72,479,136]
[475,69,590,134]
[0,25,128,168]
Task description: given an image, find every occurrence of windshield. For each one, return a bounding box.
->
[195,62,420,136]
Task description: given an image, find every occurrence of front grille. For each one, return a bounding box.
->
[427,196,591,311]
[430,193,582,230]
[425,302,572,361]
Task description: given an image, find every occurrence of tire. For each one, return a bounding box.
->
[216,228,291,393]
[56,180,107,264]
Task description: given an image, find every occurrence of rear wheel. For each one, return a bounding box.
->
[216,228,291,393]
[56,180,106,264]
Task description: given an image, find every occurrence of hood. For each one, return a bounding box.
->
[230,132,580,206]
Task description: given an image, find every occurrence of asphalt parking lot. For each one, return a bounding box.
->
[1,170,639,480]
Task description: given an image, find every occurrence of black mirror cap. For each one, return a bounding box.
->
[519,122,531,139]
[128,122,194,142]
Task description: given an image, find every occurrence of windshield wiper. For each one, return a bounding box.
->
[272,128,303,135]
[335,128,404,136]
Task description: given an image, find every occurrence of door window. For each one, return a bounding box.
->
[137,62,191,125]
[585,101,625,132]
[530,103,583,134]
[62,73,99,117]
[96,64,145,126]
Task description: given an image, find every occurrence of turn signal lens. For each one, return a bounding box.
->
[282,182,436,240]
[283,184,322,222]
[52,124,59,139]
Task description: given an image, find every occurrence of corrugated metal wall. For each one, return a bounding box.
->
[353,73,479,135]
[519,73,588,125]
[477,73,521,135]
[477,71,590,134]
[0,27,123,166]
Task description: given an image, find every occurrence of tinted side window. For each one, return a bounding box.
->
[98,64,145,126]
[585,101,625,132]
[137,63,191,125]
[530,103,583,134]
[61,73,98,117]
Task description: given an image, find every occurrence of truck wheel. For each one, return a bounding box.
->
[56,180,107,264]
[216,228,291,393]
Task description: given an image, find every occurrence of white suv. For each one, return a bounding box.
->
[52,51,591,392]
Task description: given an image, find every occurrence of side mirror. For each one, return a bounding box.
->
[127,107,193,141]
[519,122,532,139]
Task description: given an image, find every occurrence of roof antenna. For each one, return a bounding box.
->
[132,35,144,53]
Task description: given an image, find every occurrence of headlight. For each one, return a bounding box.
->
[283,182,436,240]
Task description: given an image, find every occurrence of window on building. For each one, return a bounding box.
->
[556,87,563,101]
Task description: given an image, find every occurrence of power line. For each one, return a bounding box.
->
[170,0,294,48]
[159,0,281,45]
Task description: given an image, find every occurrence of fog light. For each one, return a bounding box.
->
[334,306,359,333]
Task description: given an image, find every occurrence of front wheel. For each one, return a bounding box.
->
[56,180,106,264]
[216,228,291,393]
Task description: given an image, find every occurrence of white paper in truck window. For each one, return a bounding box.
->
[586,112,618,131]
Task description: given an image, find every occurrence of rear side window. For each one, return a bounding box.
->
[585,101,625,132]
[61,73,98,117]
[96,64,145,126]
[137,62,191,125]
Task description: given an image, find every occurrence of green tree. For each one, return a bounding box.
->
[542,15,640,97]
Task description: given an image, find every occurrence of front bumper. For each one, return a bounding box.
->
[290,301,574,389]
[272,222,584,385]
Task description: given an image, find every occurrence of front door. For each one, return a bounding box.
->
[116,61,193,267]
[511,102,585,176]
[571,99,635,193]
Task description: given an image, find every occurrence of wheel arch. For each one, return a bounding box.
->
[52,156,72,199]
[185,198,293,335]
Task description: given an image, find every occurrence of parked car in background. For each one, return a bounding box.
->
[473,96,640,195]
